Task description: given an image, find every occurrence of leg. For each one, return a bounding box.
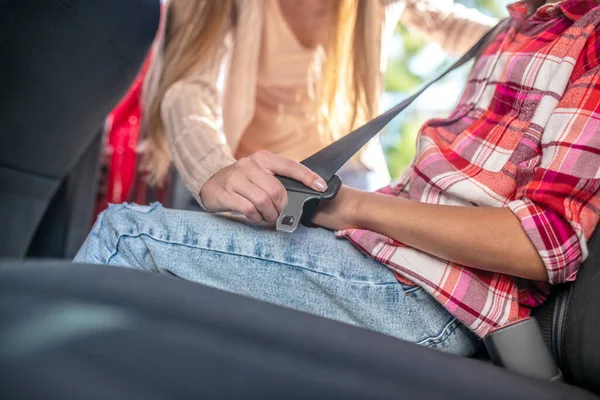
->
[75,203,478,355]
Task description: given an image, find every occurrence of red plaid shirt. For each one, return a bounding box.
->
[338,0,600,337]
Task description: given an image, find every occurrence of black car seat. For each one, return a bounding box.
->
[0,0,160,258]
[0,257,598,400]
[537,228,600,393]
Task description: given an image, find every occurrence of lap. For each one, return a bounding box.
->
[82,203,393,282]
[75,203,478,355]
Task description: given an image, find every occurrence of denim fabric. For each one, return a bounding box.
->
[75,203,479,356]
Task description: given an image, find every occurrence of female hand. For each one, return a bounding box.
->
[200,150,328,224]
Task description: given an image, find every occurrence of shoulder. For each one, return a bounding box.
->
[570,9,600,82]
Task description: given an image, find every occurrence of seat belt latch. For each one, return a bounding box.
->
[276,175,342,233]
[484,318,563,381]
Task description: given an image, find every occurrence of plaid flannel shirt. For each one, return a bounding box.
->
[338,0,600,337]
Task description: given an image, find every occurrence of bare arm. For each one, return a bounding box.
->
[313,187,547,281]
[313,66,600,285]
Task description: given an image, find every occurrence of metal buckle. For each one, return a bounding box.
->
[275,175,342,233]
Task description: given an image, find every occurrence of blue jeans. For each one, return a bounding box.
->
[75,203,479,356]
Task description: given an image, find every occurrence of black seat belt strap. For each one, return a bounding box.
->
[276,21,505,233]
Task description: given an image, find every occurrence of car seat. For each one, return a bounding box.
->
[0,0,160,258]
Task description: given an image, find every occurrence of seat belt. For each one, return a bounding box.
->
[275,19,565,384]
[276,21,505,233]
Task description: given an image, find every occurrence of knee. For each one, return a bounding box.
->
[98,203,161,239]
[76,203,163,266]
[74,204,126,263]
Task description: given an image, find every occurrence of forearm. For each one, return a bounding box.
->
[161,81,236,208]
[353,191,547,281]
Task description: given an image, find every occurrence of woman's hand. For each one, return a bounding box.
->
[200,150,328,224]
[312,185,364,231]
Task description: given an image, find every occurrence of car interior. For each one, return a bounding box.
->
[1,0,599,399]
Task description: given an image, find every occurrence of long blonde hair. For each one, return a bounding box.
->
[141,0,382,186]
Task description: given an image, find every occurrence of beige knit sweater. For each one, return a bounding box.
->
[148,0,497,207]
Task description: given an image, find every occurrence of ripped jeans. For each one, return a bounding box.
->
[74,203,479,356]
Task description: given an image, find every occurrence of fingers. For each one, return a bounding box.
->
[225,193,263,224]
[250,150,328,193]
[244,167,288,213]
[210,158,283,223]
[232,179,279,223]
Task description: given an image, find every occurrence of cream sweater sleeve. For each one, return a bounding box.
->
[160,33,236,209]
[396,0,499,55]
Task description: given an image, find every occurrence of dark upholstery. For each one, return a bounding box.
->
[561,228,600,392]
[0,0,160,257]
[529,226,600,392]
[0,261,597,400]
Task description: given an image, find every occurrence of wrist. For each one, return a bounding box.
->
[342,188,366,228]
[198,180,213,211]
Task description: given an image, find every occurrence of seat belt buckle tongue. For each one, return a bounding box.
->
[276,175,342,233]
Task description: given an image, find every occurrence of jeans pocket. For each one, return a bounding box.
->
[399,280,417,289]
[400,282,437,303]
